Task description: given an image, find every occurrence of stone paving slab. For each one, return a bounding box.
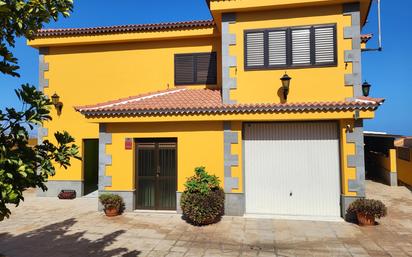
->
[0,180,411,257]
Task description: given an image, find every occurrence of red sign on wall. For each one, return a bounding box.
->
[125,138,133,150]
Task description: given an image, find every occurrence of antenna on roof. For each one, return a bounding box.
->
[363,0,383,52]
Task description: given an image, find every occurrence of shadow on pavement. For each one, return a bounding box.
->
[0,218,141,257]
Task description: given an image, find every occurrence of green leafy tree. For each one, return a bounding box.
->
[1,0,73,77]
[0,0,78,221]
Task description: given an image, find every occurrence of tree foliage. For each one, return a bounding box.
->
[0,0,73,77]
[0,85,81,220]
[0,0,77,221]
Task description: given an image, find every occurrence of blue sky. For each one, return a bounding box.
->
[0,0,410,135]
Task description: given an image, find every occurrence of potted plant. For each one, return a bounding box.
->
[99,194,124,217]
[180,167,225,226]
[58,190,76,200]
[347,199,387,226]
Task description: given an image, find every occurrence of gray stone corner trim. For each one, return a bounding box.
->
[222,13,236,23]
[225,193,245,216]
[37,180,84,197]
[346,120,366,197]
[222,12,237,105]
[39,47,49,91]
[341,194,364,218]
[343,2,362,98]
[37,126,48,145]
[99,124,113,191]
[223,121,240,192]
[98,190,135,212]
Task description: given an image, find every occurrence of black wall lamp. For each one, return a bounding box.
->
[280,72,292,100]
[362,81,371,97]
[51,92,63,115]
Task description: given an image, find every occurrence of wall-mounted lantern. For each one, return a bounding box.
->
[280,72,292,100]
[362,81,371,97]
[51,92,63,115]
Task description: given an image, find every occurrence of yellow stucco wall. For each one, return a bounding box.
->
[101,118,360,196]
[229,5,353,104]
[397,150,412,187]
[105,122,224,192]
[43,36,220,182]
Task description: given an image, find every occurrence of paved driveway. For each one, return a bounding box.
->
[1,180,411,257]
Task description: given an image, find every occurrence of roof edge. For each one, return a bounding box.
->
[34,20,216,39]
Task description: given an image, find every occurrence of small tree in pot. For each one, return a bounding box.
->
[180,167,225,226]
[347,199,387,226]
[99,194,125,217]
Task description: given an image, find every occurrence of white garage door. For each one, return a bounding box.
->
[244,122,341,219]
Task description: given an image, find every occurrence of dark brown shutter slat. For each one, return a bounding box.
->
[196,53,217,84]
[175,55,195,85]
[175,52,217,85]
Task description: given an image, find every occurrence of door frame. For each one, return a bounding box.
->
[82,138,99,196]
[134,138,178,211]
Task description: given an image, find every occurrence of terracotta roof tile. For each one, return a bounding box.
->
[75,88,385,118]
[35,20,215,38]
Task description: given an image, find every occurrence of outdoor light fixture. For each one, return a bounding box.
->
[362,81,371,97]
[280,72,292,100]
[51,92,63,115]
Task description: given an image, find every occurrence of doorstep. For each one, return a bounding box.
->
[243,213,344,222]
[134,210,178,214]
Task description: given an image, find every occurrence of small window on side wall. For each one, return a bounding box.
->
[245,24,337,70]
[175,52,217,85]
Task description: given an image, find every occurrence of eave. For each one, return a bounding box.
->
[74,88,384,122]
[28,20,217,48]
[208,0,372,27]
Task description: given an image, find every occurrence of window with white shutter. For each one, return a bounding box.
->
[315,26,336,64]
[175,52,217,85]
[245,32,265,67]
[244,24,336,70]
[268,30,287,66]
[291,29,311,65]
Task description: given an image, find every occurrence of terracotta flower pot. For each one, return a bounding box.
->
[357,212,375,226]
[104,207,119,217]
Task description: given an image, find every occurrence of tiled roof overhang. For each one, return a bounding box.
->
[75,88,385,118]
[35,20,216,38]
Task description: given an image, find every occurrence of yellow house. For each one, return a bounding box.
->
[28,0,383,219]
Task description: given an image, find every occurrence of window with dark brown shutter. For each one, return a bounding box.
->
[175,52,217,85]
[245,24,337,70]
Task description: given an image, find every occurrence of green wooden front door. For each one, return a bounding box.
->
[136,139,177,210]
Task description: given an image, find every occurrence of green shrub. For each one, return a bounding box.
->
[181,167,225,226]
[184,167,220,194]
[99,194,125,212]
[347,198,387,219]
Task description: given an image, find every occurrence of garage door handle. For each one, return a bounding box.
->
[290,192,293,196]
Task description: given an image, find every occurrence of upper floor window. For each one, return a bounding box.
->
[245,24,337,70]
[175,52,217,85]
